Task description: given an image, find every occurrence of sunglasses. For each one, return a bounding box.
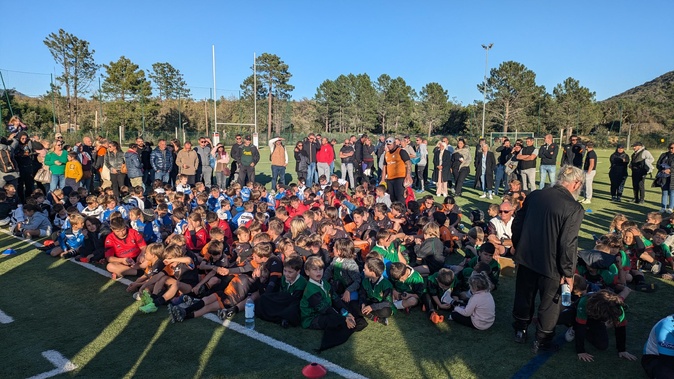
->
[499,210,512,214]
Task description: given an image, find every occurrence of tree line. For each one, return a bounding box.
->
[2,28,672,145]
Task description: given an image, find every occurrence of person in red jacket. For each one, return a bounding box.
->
[184,213,210,253]
[316,137,334,181]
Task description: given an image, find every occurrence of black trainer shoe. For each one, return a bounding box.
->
[532,340,560,354]
[280,319,289,329]
[514,329,527,344]
[62,250,78,259]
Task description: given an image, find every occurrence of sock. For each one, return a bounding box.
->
[184,299,205,314]
[394,300,404,310]
[154,296,167,306]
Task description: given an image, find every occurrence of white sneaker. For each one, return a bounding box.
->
[565,327,575,342]
[479,194,487,198]
[667,208,673,214]
[581,199,591,204]
[652,262,662,275]
[488,194,493,200]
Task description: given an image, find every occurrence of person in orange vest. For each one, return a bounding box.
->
[381,137,412,203]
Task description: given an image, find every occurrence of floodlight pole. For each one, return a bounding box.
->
[212,45,218,135]
[481,43,493,139]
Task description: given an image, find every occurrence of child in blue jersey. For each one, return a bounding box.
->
[50,214,86,258]
[642,314,674,378]
[100,196,128,223]
[129,208,145,233]
[173,208,188,235]
[175,174,192,195]
[207,186,225,212]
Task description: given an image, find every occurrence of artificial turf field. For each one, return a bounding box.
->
[1,147,672,379]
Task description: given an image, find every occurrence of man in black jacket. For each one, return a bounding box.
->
[511,165,585,353]
[229,134,243,185]
[537,134,558,189]
[303,133,319,187]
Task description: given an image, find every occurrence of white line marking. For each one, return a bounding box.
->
[0,309,14,324]
[204,314,367,379]
[26,350,77,379]
[1,229,367,379]
[0,228,45,248]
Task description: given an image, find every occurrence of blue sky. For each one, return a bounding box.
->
[2,1,672,104]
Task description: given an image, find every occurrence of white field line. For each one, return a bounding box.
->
[0,309,14,324]
[0,229,368,379]
[26,350,77,379]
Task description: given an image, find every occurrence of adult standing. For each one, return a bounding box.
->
[375,135,386,181]
[294,141,309,183]
[78,136,95,191]
[44,140,68,193]
[495,139,512,195]
[476,143,496,199]
[354,134,366,185]
[104,141,126,200]
[169,139,181,185]
[329,138,338,176]
[538,134,558,189]
[124,143,144,189]
[195,137,213,187]
[151,139,174,184]
[10,132,36,202]
[432,141,451,197]
[136,137,153,189]
[608,144,630,202]
[229,135,243,186]
[93,139,110,189]
[362,136,376,184]
[473,138,486,189]
[560,135,584,168]
[303,133,319,186]
[316,137,334,180]
[581,142,597,204]
[212,144,230,189]
[339,138,356,189]
[268,136,288,190]
[511,165,585,353]
[452,138,471,197]
[655,142,674,213]
[176,141,199,185]
[414,136,428,192]
[381,137,412,203]
[517,137,538,192]
[630,141,654,204]
[238,136,259,185]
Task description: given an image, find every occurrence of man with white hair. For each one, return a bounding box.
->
[511,165,586,354]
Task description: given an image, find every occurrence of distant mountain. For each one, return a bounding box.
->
[602,71,674,128]
[0,89,29,98]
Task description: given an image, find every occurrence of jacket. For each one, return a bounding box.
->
[194,145,212,170]
[538,143,558,166]
[176,149,199,175]
[230,143,243,163]
[456,147,472,169]
[295,149,309,172]
[64,160,83,182]
[432,147,451,182]
[316,143,334,164]
[656,152,674,190]
[124,150,143,178]
[303,138,319,163]
[475,151,496,189]
[23,210,51,232]
[104,151,126,171]
[512,185,585,279]
[609,150,629,178]
[151,147,174,172]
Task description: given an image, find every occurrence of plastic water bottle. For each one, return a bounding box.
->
[561,284,571,307]
[244,295,255,330]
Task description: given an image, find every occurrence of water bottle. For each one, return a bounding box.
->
[244,295,255,330]
[561,284,571,307]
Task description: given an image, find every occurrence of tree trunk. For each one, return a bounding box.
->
[267,87,273,140]
[503,101,510,133]
[427,120,433,138]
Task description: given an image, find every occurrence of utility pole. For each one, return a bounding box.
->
[480,43,493,139]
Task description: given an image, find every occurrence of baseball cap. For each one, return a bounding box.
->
[55,133,63,138]
[385,137,395,145]
[244,135,252,141]
[631,141,643,147]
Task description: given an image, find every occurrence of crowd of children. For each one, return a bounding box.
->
[4,155,673,357]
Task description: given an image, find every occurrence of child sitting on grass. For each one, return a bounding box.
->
[359,257,394,326]
[412,221,445,275]
[257,255,307,328]
[324,238,361,306]
[425,268,457,324]
[140,244,199,314]
[457,242,500,290]
[449,271,495,330]
[50,214,86,259]
[388,261,426,312]
[127,242,165,304]
[105,217,147,280]
[300,256,360,351]
[18,204,52,239]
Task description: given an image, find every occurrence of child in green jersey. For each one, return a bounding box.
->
[389,262,425,311]
[360,257,394,325]
[257,256,307,327]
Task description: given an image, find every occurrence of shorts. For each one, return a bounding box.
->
[39,227,52,238]
[214,274,251,309]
